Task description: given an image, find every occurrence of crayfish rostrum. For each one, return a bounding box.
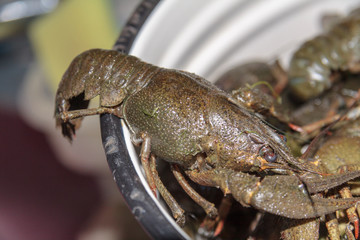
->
[55,49,360,238]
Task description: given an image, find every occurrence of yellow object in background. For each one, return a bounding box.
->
[29,0,118,93]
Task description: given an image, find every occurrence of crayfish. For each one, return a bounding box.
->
[214,55,360,239]
[210,7,360,239]
[55,48,360,239]
[288,7,360,102]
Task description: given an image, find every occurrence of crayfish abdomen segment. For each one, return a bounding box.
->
[289,9,360,101]
[55,49,159,140]
[57,49,157,106]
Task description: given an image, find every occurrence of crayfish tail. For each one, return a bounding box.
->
[60,121,76,142]
[55,92,90,142]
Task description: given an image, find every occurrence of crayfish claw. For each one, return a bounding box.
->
[229,173,360,219]
[301,170,360,193]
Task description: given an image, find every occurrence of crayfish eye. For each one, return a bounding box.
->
[259,146,277,162]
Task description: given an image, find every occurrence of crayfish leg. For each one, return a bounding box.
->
[339,187,359,239]
[326,213,341,240]
[196,194,233,238]
[171,164,218,218]
[345,223,356,240]
[335,165,360,239]
[56,104,122,141]
[214,195,233,236]
[149,155,185,226]
[139,133,157,196]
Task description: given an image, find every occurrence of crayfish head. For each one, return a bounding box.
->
[242,130,303,174]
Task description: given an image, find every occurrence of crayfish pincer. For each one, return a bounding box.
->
[55,49,360,227]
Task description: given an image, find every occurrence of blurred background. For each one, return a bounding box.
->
[0,0,151,239]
